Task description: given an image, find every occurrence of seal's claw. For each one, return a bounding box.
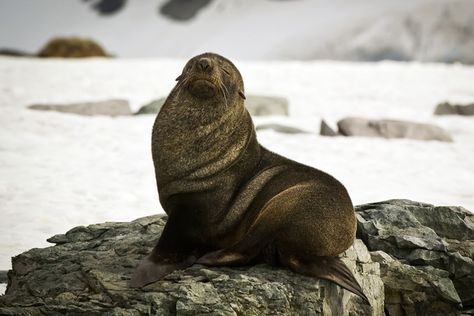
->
[129,255,195,288]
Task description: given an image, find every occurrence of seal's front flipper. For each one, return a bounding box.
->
[282,255,370,305]
[129,255,196,288]
[196,249,254,266]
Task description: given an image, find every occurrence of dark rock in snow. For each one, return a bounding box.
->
[160,0,213,21]
[28,99,132,117]
[434,102,474,116]
[337,117,453,142]
[38,36,110,58]
[320,119,338,136]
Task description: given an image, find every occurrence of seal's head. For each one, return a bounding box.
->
[175,53,246,105]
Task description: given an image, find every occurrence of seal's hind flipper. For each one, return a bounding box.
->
[129,255,196,288]
[196,249,254,266]
[281,255,370,304]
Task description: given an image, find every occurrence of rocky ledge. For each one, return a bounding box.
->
[0,200,473,316]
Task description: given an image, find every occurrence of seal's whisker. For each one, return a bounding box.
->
[221,85,228,107]
[222,84,230,98]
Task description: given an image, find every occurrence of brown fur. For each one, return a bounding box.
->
[130,53,368,304]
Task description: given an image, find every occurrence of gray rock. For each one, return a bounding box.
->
[435,102,474,116]
[28,99,132,116]
[0,271,7,283]
[0,215,383,315]
[160,0,212,21]
[256,123,308,134]
[134,98,166,115]
[134,95,289,117]
[245,95,289,116]
[357,199,474,313]
[0,48,34,57]
[320,119,338,136]
[376,257,462,316]
[337,117,453,142]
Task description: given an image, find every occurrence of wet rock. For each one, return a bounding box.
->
[357,199,474,314]
[0,215,383,315]
[434,102,474,116]
[28,99,132,117]
[337,117,453,142]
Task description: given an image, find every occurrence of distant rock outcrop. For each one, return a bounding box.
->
[322,0,474,64]
[0,48,34,57]
[434,102,474,116]
[28,99,132,116]
[160,0,213,21]
[38,37,109,58]
[336,117,453,142]
[83,0,127,16]
[1,200,472,315]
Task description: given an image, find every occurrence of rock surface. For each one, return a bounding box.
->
[337,117,453,142]
[0,216,382,315]
[28,99,132,117]
[434,102,474,116]
[356,200,474,315]
[2,199,472,315]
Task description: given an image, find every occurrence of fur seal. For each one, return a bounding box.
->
[130,53,369,303]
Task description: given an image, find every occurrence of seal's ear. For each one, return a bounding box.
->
[239,91,246,100]
[175,75,183,81]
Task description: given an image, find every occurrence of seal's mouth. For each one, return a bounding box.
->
[188,78,217,99]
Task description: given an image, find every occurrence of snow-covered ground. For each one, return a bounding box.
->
[1,56,473,278]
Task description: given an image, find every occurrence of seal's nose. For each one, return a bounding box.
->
[197,57,212,72]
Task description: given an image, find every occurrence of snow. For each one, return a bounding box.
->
[1,56,473,282]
